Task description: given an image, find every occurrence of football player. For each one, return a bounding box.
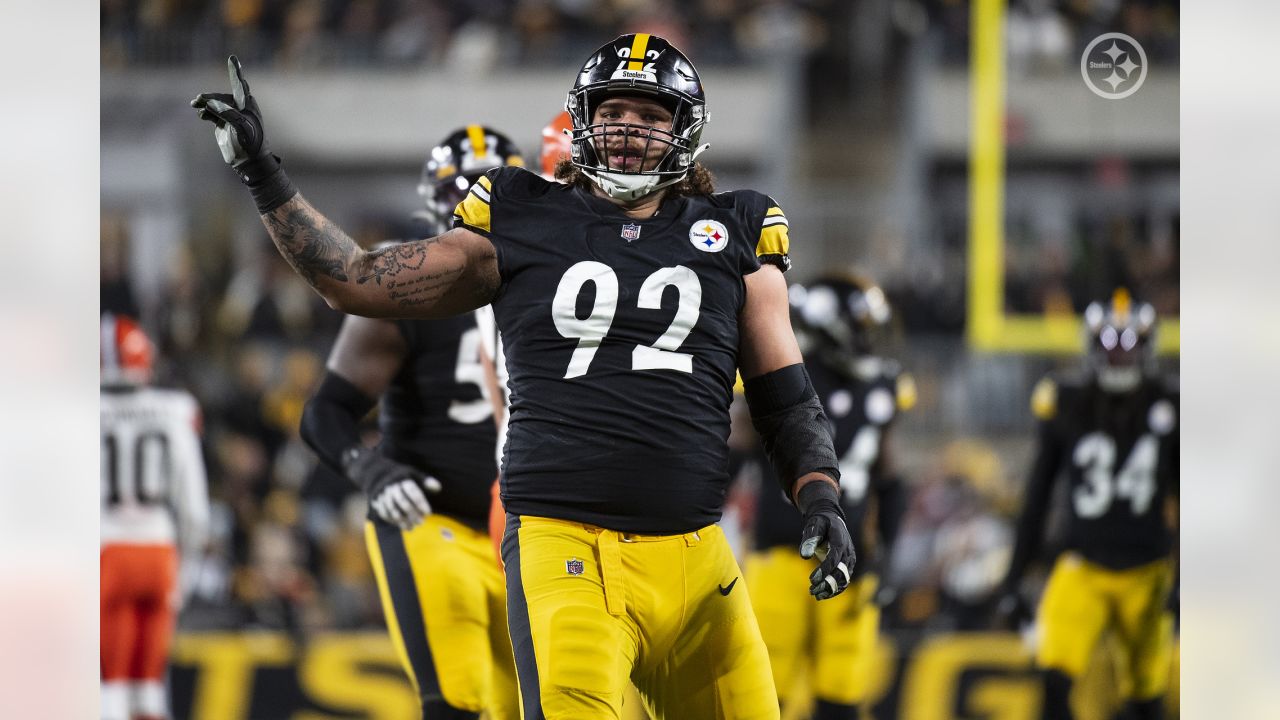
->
[194,33,852,720]
[747,274,914,720]
[101,314,210,720]
[299,126,523,719]
[996,289,1178,720]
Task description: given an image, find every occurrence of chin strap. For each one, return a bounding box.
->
[587,168,685,202]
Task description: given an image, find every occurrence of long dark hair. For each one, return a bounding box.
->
[554,158,716,197]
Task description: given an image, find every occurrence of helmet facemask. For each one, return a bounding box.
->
[1084,290,1157,393]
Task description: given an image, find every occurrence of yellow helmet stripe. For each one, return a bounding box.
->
[627,34,651,71]
[466,125,488,159]
[1112,287,1132,321]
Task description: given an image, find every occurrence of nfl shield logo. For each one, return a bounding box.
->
[621,223,641,242]
[565,558,585,575]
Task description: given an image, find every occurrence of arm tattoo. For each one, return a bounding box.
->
[262,202,354,287]
[357,240,435,286]
[361,240,462,310]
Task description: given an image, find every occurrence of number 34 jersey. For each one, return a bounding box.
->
[101,386,210,549]
[1028,372,1179,569]
[455,167,791,534]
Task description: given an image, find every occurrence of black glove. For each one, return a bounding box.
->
[797,480,857,600]
[341,446,441,530]
[191,56,297,212]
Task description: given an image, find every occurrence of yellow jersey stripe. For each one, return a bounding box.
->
[466,125,488,158]
[766,206,785,217]
[756,224,790,257]
[627,34,651,71]
[477,175,492,191]
[454,186,492,233]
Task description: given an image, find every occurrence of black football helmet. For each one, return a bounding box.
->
[1083,288,1157,393]
[416,125,524,231]
[789,274,892,371]
[566,33,709,201]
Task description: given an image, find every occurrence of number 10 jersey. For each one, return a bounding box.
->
[455,167,791,534]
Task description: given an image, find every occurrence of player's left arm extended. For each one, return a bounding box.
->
[738,264,852,600]
[191,56,498,319]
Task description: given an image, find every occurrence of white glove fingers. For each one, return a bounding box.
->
[376,491,407,528]
[402,481,432,519]
[390,483,426,528]
[422,476,442,494]
[386,484,413,526]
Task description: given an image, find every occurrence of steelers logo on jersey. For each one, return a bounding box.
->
[689,219,730,253]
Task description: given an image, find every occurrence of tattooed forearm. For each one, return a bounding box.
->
[357,240,438,286]
[259,200,498,318]
[262,199,355,288]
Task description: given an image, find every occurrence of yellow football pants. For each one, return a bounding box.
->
[503,515,779,720]
[746,546,880,708]
[366,514,519,718]
[1036,553,1174,700]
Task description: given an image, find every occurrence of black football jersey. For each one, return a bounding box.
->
[378,313,498,526]
[1018,371,1179,570]
[454,167,792,534]
[753,358,914,578]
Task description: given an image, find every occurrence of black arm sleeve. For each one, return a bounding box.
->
[743,363,840,501]
[300,371,378,474]
[1002,421,1063,590]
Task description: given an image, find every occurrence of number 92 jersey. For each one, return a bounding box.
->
[454,166,791,535]
[1030,371,1179,569]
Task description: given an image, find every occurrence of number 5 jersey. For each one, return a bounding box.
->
[454,166,790,535]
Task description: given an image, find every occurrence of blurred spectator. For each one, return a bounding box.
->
[886,440,1015,631]
[101,212,141,319]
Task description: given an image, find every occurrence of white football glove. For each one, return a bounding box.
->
[370,477,441,530]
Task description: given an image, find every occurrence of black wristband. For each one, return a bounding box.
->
[246,163,298,214]
[797,480,844,519]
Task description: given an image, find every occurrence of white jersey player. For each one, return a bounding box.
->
[100,314,209,720]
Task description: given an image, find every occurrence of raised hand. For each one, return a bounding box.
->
[190,56,297,213]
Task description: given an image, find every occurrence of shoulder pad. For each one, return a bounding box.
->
[1031,377,1058,420]
[895,371,917,412]
[493,165,554,199]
